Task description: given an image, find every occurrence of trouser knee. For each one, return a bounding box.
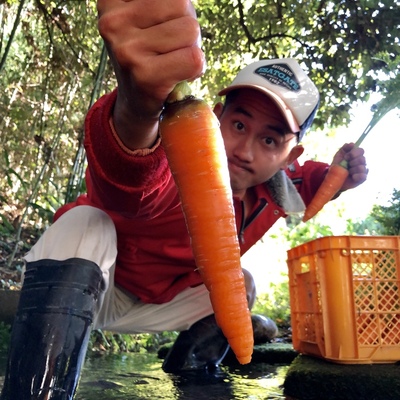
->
[24,205,117,268]
[243,268,256,309]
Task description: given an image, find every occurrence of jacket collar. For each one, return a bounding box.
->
[266,170,305,215]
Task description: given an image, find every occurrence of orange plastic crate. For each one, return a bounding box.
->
[287,236,400,364]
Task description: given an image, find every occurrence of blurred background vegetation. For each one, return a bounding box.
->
[0,0,400,352]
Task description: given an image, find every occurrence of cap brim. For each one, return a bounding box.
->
[218,84,300,134]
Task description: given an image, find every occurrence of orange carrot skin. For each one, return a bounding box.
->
[302,164,349,222]
[160,97,253,364]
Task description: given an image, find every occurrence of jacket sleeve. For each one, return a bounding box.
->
[83,90,175,216]
[285,159,329,206]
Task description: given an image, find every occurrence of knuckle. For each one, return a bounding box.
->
[177,0,194,15]
[187,16,202,42]
[96,0,106,15]
[185,47,205,79]
[97,11,117,40]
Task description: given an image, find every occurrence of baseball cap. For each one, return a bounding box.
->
[218,58,320,140]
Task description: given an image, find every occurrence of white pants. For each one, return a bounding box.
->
[24,206,214,333]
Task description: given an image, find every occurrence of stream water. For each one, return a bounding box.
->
[0,352,288,399]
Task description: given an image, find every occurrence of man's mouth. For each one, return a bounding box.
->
[228,160,253,174]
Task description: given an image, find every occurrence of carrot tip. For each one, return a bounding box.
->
[237,355,252,364]
[302,164,349,222]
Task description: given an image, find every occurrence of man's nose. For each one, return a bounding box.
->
[233,136,254,162]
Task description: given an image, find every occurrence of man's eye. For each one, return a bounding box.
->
[234,121,245,131]
[263,137,280,148]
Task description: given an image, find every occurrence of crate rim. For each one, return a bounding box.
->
[287,235,400,258]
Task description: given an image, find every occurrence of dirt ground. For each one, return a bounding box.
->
[0,227,40,289]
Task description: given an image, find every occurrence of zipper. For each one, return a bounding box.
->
[238,198,268,244]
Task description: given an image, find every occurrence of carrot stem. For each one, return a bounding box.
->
[165,81,193,103]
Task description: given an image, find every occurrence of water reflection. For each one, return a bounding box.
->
[76,353,288,400]
[0,352,288,399]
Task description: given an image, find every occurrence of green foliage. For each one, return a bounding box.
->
[197,0,400,128]
[281,215,334,248]
[345,215,383,236]
[88,329,178,354]
[349,54,400,150]
[368,55,400,120]
[369,189,400,235]
[0,322,11,353]
[0,1,399,268]
[0,0,398,235]
[0,323,176,356]
[252,279,291,326]
[0,0,116,237]
[0,213,15,236]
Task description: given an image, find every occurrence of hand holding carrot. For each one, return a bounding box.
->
[303,143,368,222]
[96,0,205,149]
[330,143,368,192]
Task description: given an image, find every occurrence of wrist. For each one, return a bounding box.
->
[113,91,160,150]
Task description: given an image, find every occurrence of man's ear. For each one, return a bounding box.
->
[213,102,224,118]
[283,145,304,169]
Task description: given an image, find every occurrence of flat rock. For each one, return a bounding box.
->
[283,354,400,400]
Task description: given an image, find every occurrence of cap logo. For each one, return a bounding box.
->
[254,63,300,92]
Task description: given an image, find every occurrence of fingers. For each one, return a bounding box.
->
[345,146,368,187]
[97,0,204,103]
[97,0,200,52]
[348,164,368,185]
[110,16,203,70]
[332,143,368,191]
[346,147,366,171]
[98,0,194,29]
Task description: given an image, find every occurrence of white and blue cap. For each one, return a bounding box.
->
[218,58,320,140]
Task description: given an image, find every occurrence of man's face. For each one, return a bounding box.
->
[215,88,303,199]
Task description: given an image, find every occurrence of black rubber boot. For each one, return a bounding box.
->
[162,314,229,373]
[0,258,103,400]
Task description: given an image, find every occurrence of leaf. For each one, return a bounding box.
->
[0,213,15,234]
[351,61,400,149]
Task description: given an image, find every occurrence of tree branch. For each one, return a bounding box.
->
[236,0,312,54]
[0,0,26,73]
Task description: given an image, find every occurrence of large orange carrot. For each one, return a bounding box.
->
[302,163,349,222]
[159,81,253,364]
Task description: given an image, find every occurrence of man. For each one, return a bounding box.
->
[0,1,368,398]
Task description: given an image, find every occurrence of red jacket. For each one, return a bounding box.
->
[55,91,328,304]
